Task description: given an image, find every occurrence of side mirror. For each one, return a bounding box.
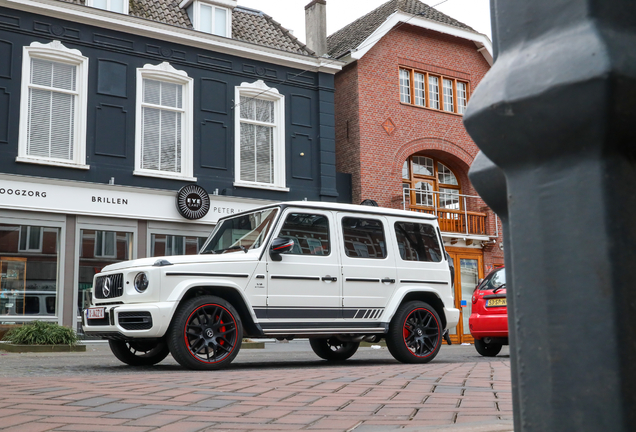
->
[269,237,295,261]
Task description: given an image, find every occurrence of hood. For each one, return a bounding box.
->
[101,250,261,273]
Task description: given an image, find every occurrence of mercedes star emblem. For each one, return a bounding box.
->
[102,278,111,298]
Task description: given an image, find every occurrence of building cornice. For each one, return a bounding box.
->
[2,0,343,73]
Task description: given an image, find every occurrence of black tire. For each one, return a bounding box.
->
[167,295,242,370]
[474,339,503,357]
[386,301,442,363]
[309,337,360,361]
[108,339,170,366]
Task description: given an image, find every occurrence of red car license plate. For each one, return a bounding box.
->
[486,298,507,307]
[87,307,105,319]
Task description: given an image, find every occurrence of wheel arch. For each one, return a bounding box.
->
[173,285,263,337]
[394,291,447,330]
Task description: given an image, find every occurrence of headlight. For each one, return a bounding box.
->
[134,272,149,293]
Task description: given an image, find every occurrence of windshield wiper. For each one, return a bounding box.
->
[493,283,506,294]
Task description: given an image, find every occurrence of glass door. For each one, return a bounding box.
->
[447,249,483,344]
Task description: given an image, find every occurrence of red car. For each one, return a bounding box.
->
[469,267,508,356]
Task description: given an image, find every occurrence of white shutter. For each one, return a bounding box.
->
[141,79,183,173]
[26,59,76,160]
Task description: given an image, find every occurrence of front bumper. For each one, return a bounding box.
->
[444,307,460,330]
[82,302,175,339]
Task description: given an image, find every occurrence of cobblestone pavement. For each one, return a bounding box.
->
[0,342,513,432]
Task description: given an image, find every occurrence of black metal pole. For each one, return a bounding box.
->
[464,1,636,431]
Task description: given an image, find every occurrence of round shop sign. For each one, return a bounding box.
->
[176,185,210,220]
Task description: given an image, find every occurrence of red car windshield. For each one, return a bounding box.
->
[479,268,506,291]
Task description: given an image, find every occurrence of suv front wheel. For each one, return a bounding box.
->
[386,301,442,363]
[167,295,243,370]
[309,337,360,361]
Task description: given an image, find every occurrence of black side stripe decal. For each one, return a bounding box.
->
[400,280,448,285]
[165,272,249,278]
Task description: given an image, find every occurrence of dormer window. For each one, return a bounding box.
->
[182,0,235,38]
[87,0,128,14]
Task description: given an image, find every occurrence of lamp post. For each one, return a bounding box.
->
[464,1,636,431]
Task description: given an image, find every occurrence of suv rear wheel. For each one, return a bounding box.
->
[309,337,359,361]
[167,295,242,370]
[386,301,442,363]
[108,339,170,366]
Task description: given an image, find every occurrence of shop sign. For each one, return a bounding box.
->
[176,185,210,220]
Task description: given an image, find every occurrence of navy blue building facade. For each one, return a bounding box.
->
[0,0,344,333]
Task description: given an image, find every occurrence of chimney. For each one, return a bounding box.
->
[305,0,327,56]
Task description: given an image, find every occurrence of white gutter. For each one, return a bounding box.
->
[3,0,343,73]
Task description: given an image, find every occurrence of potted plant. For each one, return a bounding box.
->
[0,321,85,352]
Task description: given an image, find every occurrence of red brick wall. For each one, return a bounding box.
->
[333,23,505,267]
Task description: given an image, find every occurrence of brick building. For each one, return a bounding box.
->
[325,0,502,343]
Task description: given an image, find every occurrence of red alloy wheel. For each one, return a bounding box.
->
[183,303,238,364]
[401,307,441,358]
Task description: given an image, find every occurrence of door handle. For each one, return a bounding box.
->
[322,275,338,282]
[381,278,396,284]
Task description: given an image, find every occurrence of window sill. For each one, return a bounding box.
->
[399,102,465,117]
[233,181,290,192]
[133,170,197,182]
[16,156,90,170]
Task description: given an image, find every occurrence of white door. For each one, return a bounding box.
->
[266,209,341,320]
[338,213,397,319]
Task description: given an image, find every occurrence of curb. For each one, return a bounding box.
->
[0,344,87,353]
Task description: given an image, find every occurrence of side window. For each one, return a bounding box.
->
[342,217,387,259]
[395,221,443,262]
[279,213,330,256]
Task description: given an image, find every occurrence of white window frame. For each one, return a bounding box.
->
[188,0,237,38]
[86,0,129,14]
[93,230,118,259]
[234,80,288,192]
[17,40,89,170]
[134,62,195,182]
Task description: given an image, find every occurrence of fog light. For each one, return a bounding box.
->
[134,272,149,293]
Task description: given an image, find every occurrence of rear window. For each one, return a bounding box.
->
[479,268,506,291]
[394,221,443,262]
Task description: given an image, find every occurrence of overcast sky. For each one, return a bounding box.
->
[237,0,492,43]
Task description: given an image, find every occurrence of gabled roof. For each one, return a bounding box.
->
[55,0,313,56]
[327,0,488,62]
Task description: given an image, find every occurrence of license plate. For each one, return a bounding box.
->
[87,307,105,319]
[487,298,507,307]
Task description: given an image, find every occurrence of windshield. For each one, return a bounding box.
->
[480,268,506,291]
[200,208,279,254]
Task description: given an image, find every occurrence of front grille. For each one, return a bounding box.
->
[94,274,124,299]
[85,311,110,326]
[118,311,153,330]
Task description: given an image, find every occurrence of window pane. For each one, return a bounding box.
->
[443,78,454,112]
[199,4,213,34]
[414,72,425,106]
[402,160,409,179]
[160,110,181,173]
[240,96,255,120]
[457,81,467,114]
[143,79,161,105]
[214,7,227,36]
[399,69,411,103]
[110,0,125,13]
[437,162,458,185]
[93,0,108,10]
[429,76,440,109]
[415,182,434,207]
[342,218,387,259]
[279,213,330,256]
[395,222,442,262]
[160,81,182,109]
[412,156,434,176]
[202,208,279,253]
[255,125,273,184]
[142,106,161,170]
[0,225,60,318]
[50,91,74,160]
[240,122,256,182]
[439,188,460,210]
[255,99,274,123]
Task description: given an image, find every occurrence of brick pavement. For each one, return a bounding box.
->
[0,344,513,432]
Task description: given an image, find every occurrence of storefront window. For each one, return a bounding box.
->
[0,224,59,318]
[150,234,206,257]
[77,229,132,337]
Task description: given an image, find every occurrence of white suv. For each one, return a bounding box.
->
[83,202,459,370]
